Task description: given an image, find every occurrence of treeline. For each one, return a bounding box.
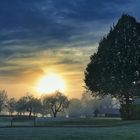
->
[0,90,119,118]
[0,90,69,118]
[69,92,120,117]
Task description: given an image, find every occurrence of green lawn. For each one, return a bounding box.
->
[0,117,138,127]
[0,123,140,140]
[0,117,122,127]
[0,118,140,140]
[36,118,126,127]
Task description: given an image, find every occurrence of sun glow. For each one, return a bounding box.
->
[37,73,66,94]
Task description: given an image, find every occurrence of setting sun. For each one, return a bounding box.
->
[37,73,66,94]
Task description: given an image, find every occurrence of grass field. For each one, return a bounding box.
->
[0,117,127,127]
[0,118,140,140]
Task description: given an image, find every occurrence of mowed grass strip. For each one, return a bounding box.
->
[0,122,140,140]
[0,117,140,127]
[36,118,139,127]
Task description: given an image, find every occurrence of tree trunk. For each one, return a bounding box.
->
[29,108,32,117]
[120,95,132,120]
[125,95,132,120]
[53,112,57,118]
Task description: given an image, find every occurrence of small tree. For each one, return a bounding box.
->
[16,95,42,117]
[0,90,7,114]
[30,97,42,116]
[25,95,36,117]
[15,96,27,115]
[43,91,69,117]
[7,98,16,115]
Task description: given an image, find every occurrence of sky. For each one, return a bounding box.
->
[0,0,140,99]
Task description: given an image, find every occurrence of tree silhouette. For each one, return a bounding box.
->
[85,15,140,120]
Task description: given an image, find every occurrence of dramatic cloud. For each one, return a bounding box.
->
[0,0,139,98]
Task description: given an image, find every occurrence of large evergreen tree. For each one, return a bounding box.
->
[85,15,140,120]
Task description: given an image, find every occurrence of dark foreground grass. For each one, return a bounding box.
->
[0,119,140,140]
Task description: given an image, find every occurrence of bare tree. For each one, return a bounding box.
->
[43,91,69,117]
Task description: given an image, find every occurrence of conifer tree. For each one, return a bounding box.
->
[85,15,140,120]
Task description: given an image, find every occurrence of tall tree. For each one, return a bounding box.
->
[43,91,69,117]
[85,15,140,120]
